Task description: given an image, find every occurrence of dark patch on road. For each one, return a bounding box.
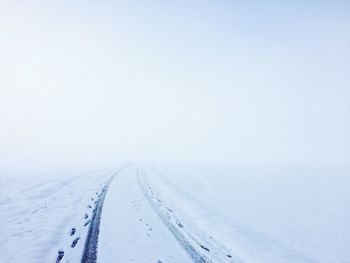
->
[200,245,210,252]
[56,250,64,262]
[70,228,76,236]
[71,237,80,248]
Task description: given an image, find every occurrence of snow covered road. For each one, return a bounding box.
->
[81,168,121,263]
[97,166,193,263]
[2,164,349,262]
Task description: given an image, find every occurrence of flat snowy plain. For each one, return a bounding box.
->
[1,164,349,262]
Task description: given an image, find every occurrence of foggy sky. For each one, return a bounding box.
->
[1,1,349,173]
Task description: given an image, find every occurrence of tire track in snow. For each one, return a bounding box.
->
[137,168,208,263]
[81,166,127,263]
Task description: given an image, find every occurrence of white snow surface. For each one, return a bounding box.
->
[98,166,193,263]
[142,164,350,262]
[1,164,349,263]
[0,169,111,263]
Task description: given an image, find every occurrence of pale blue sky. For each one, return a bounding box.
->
[0,1,349,172]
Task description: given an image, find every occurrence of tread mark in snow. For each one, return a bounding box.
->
[81,167,126,263]
[70,228,76,236]
[137,170,207,263]
[71,237,80,248]
[56,250,64,263]
[200,245,210,252]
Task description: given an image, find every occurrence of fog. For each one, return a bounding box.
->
[1,1,349,173]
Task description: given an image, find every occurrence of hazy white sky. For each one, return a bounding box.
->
[1,1,349,172]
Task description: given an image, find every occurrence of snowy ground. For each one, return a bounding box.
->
[0,169,111,263]
[98,166,193,263]
[1,164,349,262]
[142,164,350,262]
